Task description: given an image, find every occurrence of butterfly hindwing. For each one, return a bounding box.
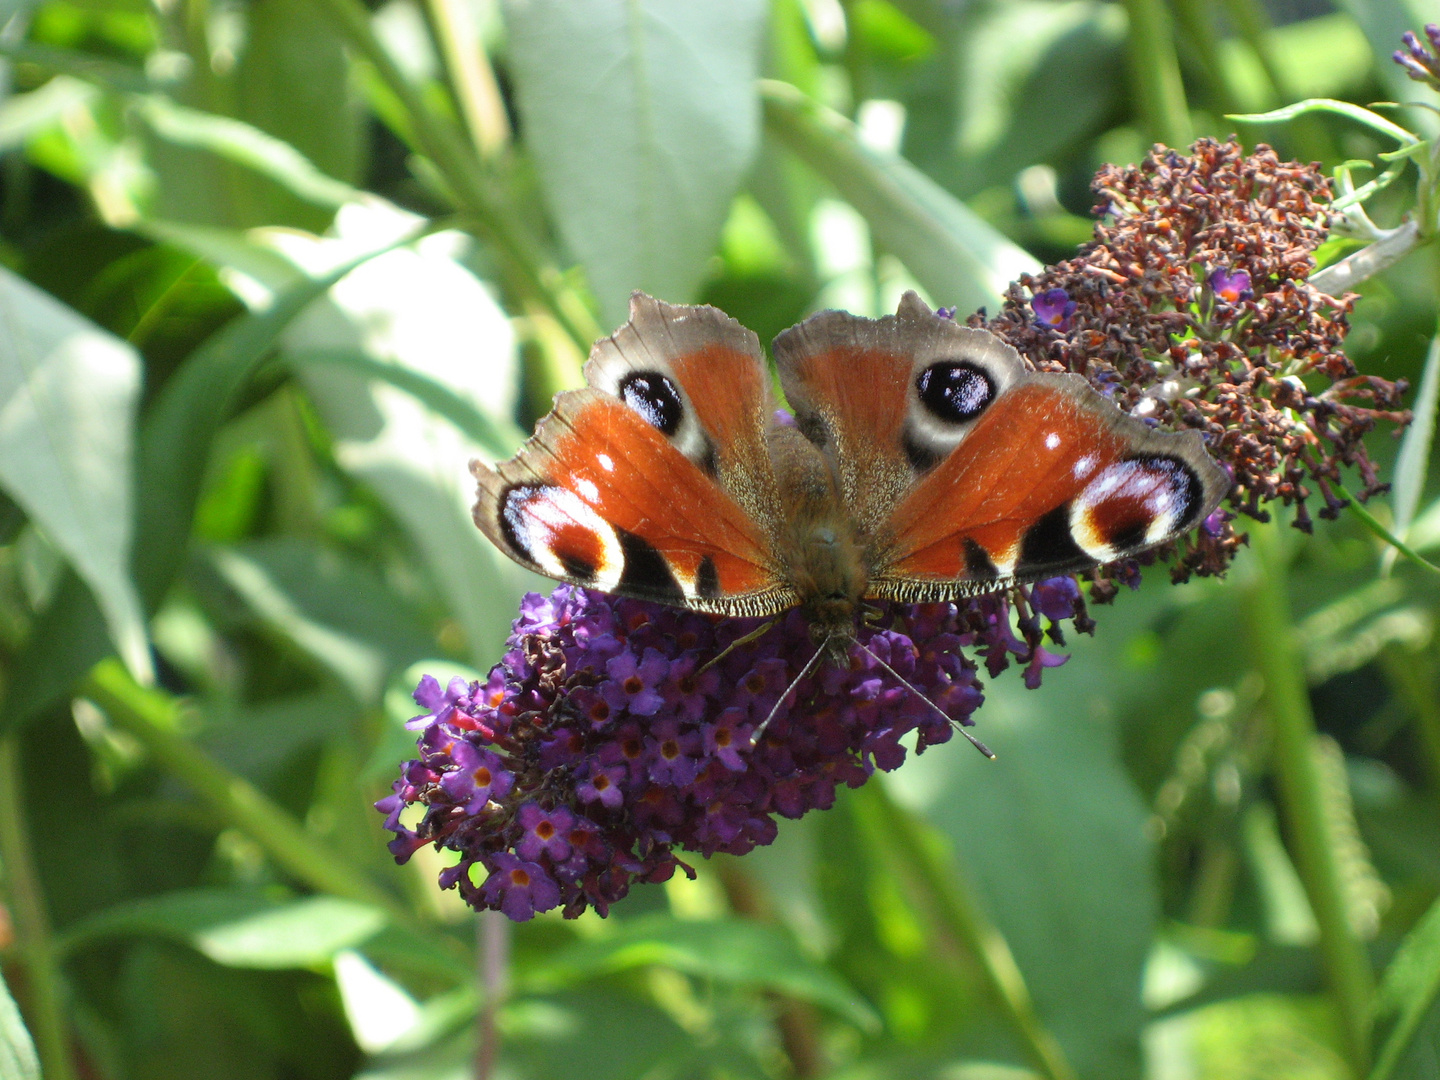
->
[472,295,797,616]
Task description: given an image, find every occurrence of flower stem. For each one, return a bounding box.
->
[0,734,78,1080]
[474,910,508,1080]
[305,0,600,354]
[1310,220,1423,296]
[1120,0,1192,148]
[80,660,412,924]
[864,784,1078,1080]
[1244,524,1374,1074]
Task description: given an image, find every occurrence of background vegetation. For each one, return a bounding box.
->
[0,0,1438,1078]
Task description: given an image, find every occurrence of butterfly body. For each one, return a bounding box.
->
[471,292,1229,638]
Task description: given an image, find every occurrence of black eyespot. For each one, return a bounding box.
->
[916,361,995,423]
[619,372,683,435]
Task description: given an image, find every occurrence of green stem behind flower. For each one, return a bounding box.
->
[305,0,600,360]
[80,660,413,924]
[1121,0,1192,148]
[1244,524,1375,1075]
[862,783,1078,1080]
[0,735,78,1080]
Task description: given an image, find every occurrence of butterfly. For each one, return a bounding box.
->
[472,291,1228,653]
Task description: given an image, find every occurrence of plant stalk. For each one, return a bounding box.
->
[0,734,78,1080]
[81,661,410,923]
[866,784,1077,1080]
[1244,525,1374,1074]
[1121,0,1192,148]
[307,0,599,352]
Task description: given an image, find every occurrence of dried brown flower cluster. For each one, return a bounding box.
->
[976,139,1410,589]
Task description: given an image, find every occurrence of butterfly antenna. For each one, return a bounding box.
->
[857,641,996,760]
[748,637,830,748]
[699,618,778,675]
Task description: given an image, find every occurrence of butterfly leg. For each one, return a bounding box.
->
[698,619,778,674]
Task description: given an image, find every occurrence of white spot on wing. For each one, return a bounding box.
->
[508,487,623,590]
[575,477,599,502]
[1073,455,1096,479]
[596,452,614,472]
[1070,459,1188,561]
[1045,432,1060,450]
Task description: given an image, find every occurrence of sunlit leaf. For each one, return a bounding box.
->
[503,0,768,327]
[133,95,361,210]
[0,265,151,682]
[531,913,879,1029]
[58,890,387,968]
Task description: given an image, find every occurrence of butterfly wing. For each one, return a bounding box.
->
[773,292,1229,601]
[472,293,798,616]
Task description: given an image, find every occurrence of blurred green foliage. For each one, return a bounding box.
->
[0,1,1437,1079]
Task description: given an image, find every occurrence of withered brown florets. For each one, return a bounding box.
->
[974,139,1410,589]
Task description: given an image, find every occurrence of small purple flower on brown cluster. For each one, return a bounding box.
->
[977,139,1410,590]
[1395,25,1440,88]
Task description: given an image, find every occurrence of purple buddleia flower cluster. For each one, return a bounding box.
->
[378,580,1088,920]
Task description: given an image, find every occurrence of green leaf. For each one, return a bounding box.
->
[132,95,362,211]
[0,969,40,1080]
[530,913,879,1029]
[888,662,1157,1078]
[58,889,387,969]
[762,80,1041,316]
[1337,483,1440,576]
[0,236,410,732]
[1387,323,1440,566]
[134,232,419,605]
[0,75,99,152]
[0,265,152,682]
[1228,98,1420,145]
[291,348,524,460]
[1371,894,1440,1080]
[206,538,436,703]
[503,0,768,327]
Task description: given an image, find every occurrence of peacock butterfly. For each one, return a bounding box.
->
[472,292,1229,648]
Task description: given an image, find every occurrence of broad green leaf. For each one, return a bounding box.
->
[206,538,436,703]
[503,0,768,327]
[889,659,1157,1078]
[0,969,39,1080]
[335,949,424,1054]
[290,347,524,460]
[132,239,409,604]
[0,265,152,682]
[530,913,878,1029]
[941,1,1127,192]
[762,80,1041,316]
[0,237,403,731]
[144,204,537,664]
[58,889,387,967]
[132,95,362,211]
[1372,894,1440,1080]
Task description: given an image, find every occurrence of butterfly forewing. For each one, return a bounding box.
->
[472,294,798,617]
